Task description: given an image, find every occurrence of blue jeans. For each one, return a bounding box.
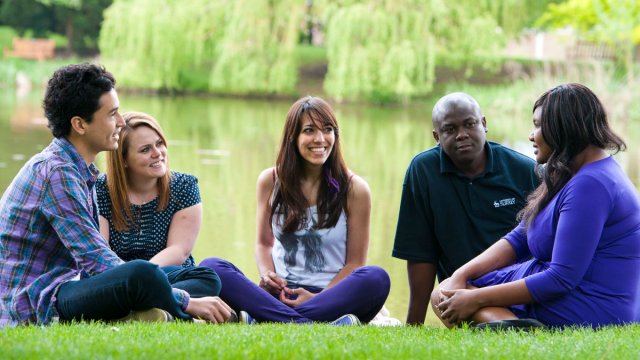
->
[199,257,390,323]
[55,260,220,322]
[161,265,222,297]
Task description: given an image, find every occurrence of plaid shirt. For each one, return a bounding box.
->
[0,138,190,326]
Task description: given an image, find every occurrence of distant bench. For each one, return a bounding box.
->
[4,38,55,61]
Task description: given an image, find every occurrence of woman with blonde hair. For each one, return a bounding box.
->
[97,111,234,323]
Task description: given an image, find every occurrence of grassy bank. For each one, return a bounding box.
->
[1,322,639,359]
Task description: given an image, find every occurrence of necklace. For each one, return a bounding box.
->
[133,203,144,236]
[129,187,157,237]
[129,192,157,206]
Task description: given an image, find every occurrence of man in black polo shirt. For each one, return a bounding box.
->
[392,92,539,325]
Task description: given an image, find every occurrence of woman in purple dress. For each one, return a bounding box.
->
[432,83,640,328]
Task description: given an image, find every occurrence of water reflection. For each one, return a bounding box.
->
[1,89,638,326]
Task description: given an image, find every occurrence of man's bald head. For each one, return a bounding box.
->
[432,92,482,128]
[430,92,488,177]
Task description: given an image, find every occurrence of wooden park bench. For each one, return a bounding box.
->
[4,37,55,61]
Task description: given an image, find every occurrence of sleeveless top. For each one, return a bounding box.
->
[96,171,201,268]
[271,206,348,288]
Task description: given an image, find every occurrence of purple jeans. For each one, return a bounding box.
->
[199,257,390,323]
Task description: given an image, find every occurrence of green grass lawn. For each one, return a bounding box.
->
[2,322,639,359]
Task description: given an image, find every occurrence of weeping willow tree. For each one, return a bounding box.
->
[475,0,561,36]
[100,0,225,91]
[429,1,507,76]
[322,0,556,102]
[100,0,302,94]
[209,0,303,95]
[323,0,436,103]
[432,0,559,74]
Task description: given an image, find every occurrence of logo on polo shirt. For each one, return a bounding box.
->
[493,198,516,208]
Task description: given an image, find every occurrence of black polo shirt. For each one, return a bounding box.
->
[392,141,539,281]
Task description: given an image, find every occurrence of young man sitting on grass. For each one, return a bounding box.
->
[0,63,233,326]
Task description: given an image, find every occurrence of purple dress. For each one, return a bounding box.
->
[471,156,640,327]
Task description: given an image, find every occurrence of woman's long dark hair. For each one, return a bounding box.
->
[519,83,626,224]
[270,96,350,233]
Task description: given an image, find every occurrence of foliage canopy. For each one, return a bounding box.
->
[536,0,640,82]
[321,0,555,102]
[0,0,112,54]
[323,1,436,103]
[97,0,561,100]
[100,0,302,94]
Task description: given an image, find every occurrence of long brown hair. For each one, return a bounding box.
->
[106,111,172,232]
[519,83,626,224]
[270,96,350,233]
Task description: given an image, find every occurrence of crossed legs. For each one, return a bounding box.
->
[430,277,518,328]
[199,257,390,323]
[56,260,192,322]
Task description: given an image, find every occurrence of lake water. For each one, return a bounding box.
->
[1,88,638,326]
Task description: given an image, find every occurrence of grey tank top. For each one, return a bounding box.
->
[271,206,347,288]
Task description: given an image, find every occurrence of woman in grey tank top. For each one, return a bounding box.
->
[200,96,390,324]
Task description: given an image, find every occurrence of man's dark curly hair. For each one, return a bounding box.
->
[43,63,116,138]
